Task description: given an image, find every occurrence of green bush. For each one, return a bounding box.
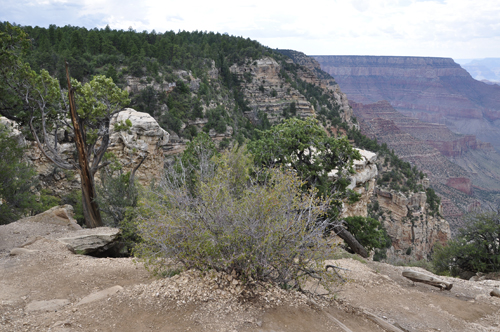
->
[95,158,140,227]
[343,216,391,253]
[135,145,336,289]
[432,209,500,276]
[0,123,39,224]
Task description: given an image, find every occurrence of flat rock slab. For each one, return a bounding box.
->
[26,299,70,312]
[56,227,120,254]
[9,248,38,256]
[76,285,123,306]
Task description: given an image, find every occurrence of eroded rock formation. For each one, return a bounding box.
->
[108,109,169,186]
[338,147,451,260]
[341,149,378,218]
[230,57,316,122]
[375,187,450,261]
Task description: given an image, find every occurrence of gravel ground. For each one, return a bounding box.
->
[1,217,499,332]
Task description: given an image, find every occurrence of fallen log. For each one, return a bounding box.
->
[362,310,405,332]
[333,224,368,258]
[491,288,500,297]
[402,270,453,290]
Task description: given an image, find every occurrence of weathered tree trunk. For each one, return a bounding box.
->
[66,63,103,228]
[362,310,405,332]
[402,270,453,290]
[334,223,368,258]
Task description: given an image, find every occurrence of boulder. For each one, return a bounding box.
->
[20,205,82,230]
[57,227,120,255]
[107,108,169,186]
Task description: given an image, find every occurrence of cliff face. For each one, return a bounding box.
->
[341,149,378,218]
[338,148,450,260]
[313,56,500,151]
[230,57,316,122]
[374,187,450,261]
[277,50,356,127]
[349,100,500,234]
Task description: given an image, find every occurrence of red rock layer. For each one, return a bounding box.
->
[445,177,473,195]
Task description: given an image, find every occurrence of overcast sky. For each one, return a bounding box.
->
[1,0,499,59]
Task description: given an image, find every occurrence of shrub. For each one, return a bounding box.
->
[343,216,391,253]
[95,154,140,227]
[135,146,336,289]
[432,208,500,276]
[0,123,39,224]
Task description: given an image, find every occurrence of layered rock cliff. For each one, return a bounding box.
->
[313,55,500,151]
[374,187,450,261]
[230,57,316,122]
[338,148,450,260]
[348,100,500,234]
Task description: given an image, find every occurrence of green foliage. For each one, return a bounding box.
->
[426,188,441,216]
[432,209,500,276]
[204,105,228,134]
[135,146,335,289]
[373,249,387,262]
[248,117,361,199]
[113,118,133,132]
[33,189,61,215]
[0,123,39,224]
[343,216,391,252]
[61,190,85,225]
[73,75,130,144]
[95,167,139,227]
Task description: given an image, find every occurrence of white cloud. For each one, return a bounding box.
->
[0,0,499,58]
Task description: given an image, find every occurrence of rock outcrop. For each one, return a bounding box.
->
[19,205,82,230]
[341,149,378,218]
[27,108,168,196]
[336,147,451,260]
[108,108,169,186]
[57,227,121,255]
[230,57,316,123]
[374,187,450,261]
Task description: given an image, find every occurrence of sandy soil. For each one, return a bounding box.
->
[1,219,499,332]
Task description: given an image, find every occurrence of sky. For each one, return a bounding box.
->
[1,0,499,59]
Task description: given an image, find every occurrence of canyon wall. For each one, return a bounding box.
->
[313,55,500,151]
[348,100,500,233]
[341,149,378,218]
[337,148,450,260]
[375,187,450,261]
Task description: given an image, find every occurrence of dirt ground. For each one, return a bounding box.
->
[1,218,499,332]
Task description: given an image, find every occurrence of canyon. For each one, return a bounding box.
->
[313,56,500,151]
[314,55,500,231]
